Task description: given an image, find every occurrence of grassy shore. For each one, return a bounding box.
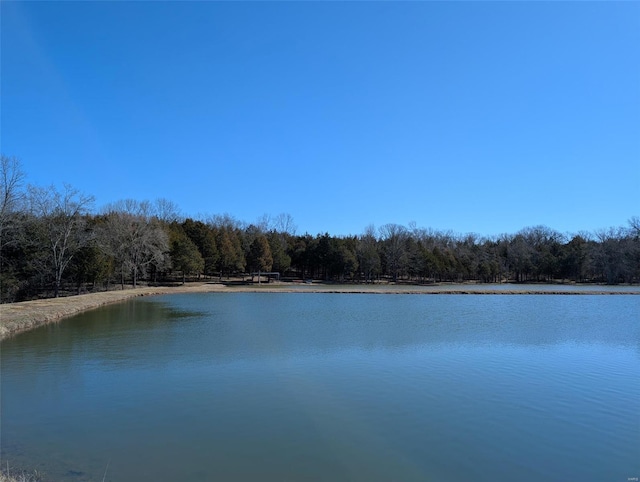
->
[1,281,638,341]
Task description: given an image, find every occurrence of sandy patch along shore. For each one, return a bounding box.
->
[1,282,638,340]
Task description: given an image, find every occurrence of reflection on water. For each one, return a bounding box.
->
[2,294,639,482]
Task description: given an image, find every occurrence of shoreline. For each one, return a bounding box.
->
[1,281,638,341]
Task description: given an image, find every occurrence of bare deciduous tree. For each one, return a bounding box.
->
[0,155,25,226]
[154,197,182,224]
[273,213,297,236]
[28,183,94,297]
[0,155,26,301]
[379,223,408,282]
[100,199,169,288]
[357,224,380,283]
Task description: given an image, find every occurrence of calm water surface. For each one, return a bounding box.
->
[1,294,639,481]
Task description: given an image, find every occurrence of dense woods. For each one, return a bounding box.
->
[1,156,639,302]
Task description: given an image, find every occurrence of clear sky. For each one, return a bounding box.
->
[2,1,639,237]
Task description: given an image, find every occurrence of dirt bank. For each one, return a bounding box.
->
[0,283,227,340]
[1,282,637,340]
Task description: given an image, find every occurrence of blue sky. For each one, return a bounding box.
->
[2,1,638,236]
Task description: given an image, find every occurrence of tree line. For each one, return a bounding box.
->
[1,155,638,302]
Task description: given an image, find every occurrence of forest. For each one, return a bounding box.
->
[1,155,639,302]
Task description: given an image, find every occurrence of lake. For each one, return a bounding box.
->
[1,293,639,481]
